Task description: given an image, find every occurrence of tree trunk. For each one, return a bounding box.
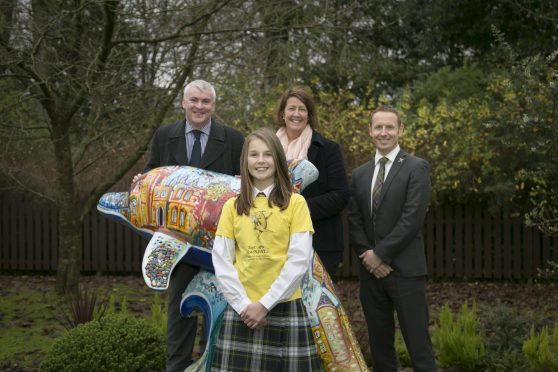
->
[55,201,83,295]
[52,124,82,295]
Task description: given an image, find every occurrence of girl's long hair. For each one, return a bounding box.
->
[235,128,291,216]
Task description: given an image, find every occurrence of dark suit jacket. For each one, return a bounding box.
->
[302,131,349,255]
[348,149,431,279]
[144,119,244,175]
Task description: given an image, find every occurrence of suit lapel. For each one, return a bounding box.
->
[361,159,375,216]
[377,149,407,206]
[201,119,225,168]
[167,120,188,165]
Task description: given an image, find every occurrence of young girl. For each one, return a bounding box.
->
[211,128,322,371]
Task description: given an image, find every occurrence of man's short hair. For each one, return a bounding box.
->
[371,106,402,127]
[183,80,216,101]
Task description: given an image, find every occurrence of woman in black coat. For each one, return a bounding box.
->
[274,86,350,275]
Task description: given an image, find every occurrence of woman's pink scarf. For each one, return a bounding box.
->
[276,125,313,161]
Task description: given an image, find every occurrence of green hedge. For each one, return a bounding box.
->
[40,313,165,371]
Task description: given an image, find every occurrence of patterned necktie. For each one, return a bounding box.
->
[189,130,202,167]
[372,157,388,212]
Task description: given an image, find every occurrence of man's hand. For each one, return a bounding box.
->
[240,302,268,329]
[359,250,382,271]
[359,250,393,278]
[372,263,393,278]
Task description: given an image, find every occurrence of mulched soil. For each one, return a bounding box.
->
[1,274,557,371]
[6,275,556,312]
[335,279,558,366]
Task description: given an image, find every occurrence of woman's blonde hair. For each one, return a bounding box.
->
[235,128,291,216]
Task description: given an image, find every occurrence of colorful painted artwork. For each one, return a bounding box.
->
[97,161,368,371]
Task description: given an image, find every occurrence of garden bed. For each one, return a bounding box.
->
[1,274,557,371]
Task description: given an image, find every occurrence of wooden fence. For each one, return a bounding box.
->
[1,194,556,279]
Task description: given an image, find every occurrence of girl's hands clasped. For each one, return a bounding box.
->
[241,302,268,329]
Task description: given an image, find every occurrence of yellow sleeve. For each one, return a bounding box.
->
[289,194,314,235]
[215,197,236,239]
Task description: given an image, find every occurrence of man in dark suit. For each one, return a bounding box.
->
[140,80,244,372]
[348,106,436,371]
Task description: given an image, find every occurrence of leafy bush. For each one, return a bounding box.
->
[40,313,165,372]
[479,303,533,371]
[523,323,558,371]
[433,302,485,371]
[537,260,558,283]
[398,43,558,227]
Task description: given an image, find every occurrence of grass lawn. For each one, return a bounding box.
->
[0,275,156,371]
[0,284,63,370]
[1,274,557,371]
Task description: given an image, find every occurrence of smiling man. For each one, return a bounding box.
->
[142,79,244,372]
[348,106,436,371]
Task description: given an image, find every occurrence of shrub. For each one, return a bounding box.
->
[536,260,558,283]
[433,302,485,371]
[479,303,533,371]
[523,323,558,371]
[148,292,167,336]
[40,313,165,372]
[106,294,128,315]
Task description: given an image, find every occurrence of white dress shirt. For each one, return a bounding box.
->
[370,144,400,213]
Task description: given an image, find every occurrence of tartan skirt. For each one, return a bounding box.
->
[210,299,323,371]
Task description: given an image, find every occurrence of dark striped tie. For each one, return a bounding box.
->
[189,130,202,167]
[372,157,388,212]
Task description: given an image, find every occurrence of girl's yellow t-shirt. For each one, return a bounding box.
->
[216,193,313,303]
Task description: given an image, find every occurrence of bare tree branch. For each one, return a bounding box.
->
[0,166,55,203]
[79,9,210,222]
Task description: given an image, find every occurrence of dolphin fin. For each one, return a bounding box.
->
[142,232,214,290]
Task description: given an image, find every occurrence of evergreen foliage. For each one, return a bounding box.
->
[479,304,536,371]
[40,314,165,372]
[433,302,485,370]
[523,323,558,371]
[148,293,168,336]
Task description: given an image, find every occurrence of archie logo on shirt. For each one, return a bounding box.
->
[252,210,272,241]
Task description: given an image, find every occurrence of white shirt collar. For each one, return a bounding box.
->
[375,144,400,165]
[252,184,275,200]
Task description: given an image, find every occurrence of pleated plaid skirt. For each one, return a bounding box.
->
[210,299,322,371]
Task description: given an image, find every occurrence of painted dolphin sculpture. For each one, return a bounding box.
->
[97,161,368,371]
